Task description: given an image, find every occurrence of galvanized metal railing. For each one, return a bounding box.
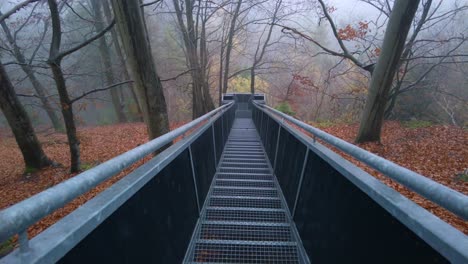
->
[254,102,468,221]
[0,102,233,251]
[251,100,468,263]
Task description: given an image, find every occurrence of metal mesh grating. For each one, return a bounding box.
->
[212,187,278,197]
[193,242,299,263]
[224,148,263,154]
[205,208,288,223]
[222,158,267,164]
[219,167,271,174]
[225,147,263,151]
[221,162,269,168]
[184,117,308,263]
[209,197,282,209]
[223,155,266,160]
[216,173,273,181]
[225,145,262,148]
[215,179,275,188]
[199,223,293,241]
[226,144,261,147]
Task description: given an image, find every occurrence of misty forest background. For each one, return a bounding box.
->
[0,0,467,238]
[1,0,466,134]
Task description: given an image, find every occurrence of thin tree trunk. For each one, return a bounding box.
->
[218,33,224,105]
[222,0,243,94]
[250,68,255,94]
[92,0,126,123]
[356,0,420,143]
[47,0,80,172]
[172,0,214,118]
[49,62,81,171]
[249,0,281,94]
[47,0,115,171]
[102,2,143,122]
[200,14,215,113]
[111,0,169,139]
[0,62,52,170]
[0,17,63,132]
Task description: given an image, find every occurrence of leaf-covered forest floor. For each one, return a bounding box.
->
[0,121,466,246]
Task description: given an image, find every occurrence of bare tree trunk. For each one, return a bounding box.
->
[0,17,63,132]
[356,0,420,143]
[250,0,281,94]
[49,62,81,172]
[218,32,225,105]
[199,11,215,113]
[222,0,243,94]
[111,0,169,139]
[47,0,81,172]
[92,0,126,123]
[172,0,214,118]
[383,0,432,119]
[0,62,53,170]
[47,0,114,171]
[250,68,255,94]
[102,2,143,122]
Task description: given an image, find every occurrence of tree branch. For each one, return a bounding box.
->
[160,69,194,82]
[141,0,163,8]
[0,0,39,22]
[70,80,133,103]
[57,19,116,60]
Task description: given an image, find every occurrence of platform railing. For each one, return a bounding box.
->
[0,102,235,263]
[252,101,468,263]
[254,102,468,220]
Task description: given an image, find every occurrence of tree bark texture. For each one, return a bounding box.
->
[47,0,81,172]
[356,0,420,143]
[92,0,127,123]
[0,62,52,169]
[111,0,170,139]
[102,2,143,122]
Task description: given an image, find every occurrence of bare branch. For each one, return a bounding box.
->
[0,0,39,22]
[70,80,133,103]
[160,69,194,82]
[57,19,116,60]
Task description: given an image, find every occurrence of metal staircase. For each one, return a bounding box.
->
[183,118,309,263]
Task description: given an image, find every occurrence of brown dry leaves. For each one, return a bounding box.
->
[0,123,151,240]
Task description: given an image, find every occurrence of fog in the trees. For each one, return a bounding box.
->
[0,0,466,134]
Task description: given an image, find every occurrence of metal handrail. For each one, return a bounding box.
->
[253,102,468,220]
[0,102,233,243]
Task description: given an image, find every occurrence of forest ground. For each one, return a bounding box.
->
[0,121,466,252]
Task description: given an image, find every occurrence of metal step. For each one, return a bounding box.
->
[208,196,282,209]
[184,118,309,263]
[216,173,274,181]
[190,240,300,263]
[212,187,278,197]
[219,167,271,174]
[221,162,269,168]
[215,179,275,188]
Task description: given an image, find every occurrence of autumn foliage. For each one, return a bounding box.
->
[338,21,369,41]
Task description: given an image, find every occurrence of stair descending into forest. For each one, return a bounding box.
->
[183,118,309,263]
